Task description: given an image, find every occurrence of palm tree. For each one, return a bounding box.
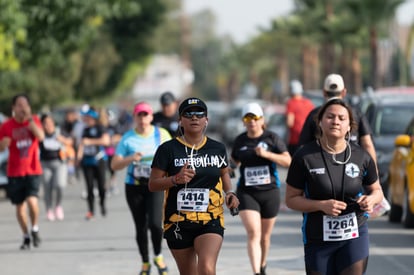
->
[345,0,404,89]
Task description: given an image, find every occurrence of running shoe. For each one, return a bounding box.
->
[140,262,151,275]
[20,237,30,250]
[100,204,107,217]
[31,231,41,247]
[85,211,94,220]
[55,206,64,221]
[47,209,55,221]
[153,255,168,275]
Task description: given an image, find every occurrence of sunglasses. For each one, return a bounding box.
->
[182,111,206,119]
[243,115,262,123]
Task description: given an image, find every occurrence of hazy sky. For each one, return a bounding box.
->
[183,0,414,44]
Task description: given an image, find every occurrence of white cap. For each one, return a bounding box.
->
[290,80,303,95]
[242,102,263,117]
[324,74,344,93]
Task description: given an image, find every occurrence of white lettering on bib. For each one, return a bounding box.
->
[323,212,359,241]
[177,188,209,212]
[133,163,151,178]
[244,166,271,186]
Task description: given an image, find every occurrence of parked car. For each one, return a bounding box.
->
[363,94,414,195]
[222,101,249,145]
[303,90,324,107]
[388,117,414,228]
[204,101,229,135]
[221,99,270,146]
[266,104,287,143]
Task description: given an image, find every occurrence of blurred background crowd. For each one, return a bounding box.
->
[1,0,414,228]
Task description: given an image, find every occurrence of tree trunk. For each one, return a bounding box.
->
[321,42,336,78]
[304,45,321,90]
[302,45,312,90]
[321,1,336,79]
[370,27,379,89]
[225,72,239,102]
[351,48,362,95]
[311,46,320,90]
[339,47,351,92]
[277,52,289,102]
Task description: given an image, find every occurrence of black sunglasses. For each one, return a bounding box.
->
[182,111,206,119]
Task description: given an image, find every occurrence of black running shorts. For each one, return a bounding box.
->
[6,175,41,205]
[304,223,369,274]
[164,219,224,249]
[237,188,280,218]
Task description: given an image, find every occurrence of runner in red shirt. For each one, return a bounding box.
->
[285,80,314,156]
[0,94,45,250]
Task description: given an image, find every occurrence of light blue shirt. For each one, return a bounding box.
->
[115,126,171,184]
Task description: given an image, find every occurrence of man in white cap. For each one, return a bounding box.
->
[285,80,314,156]
[298,74,377,163]
[323,73,346,98]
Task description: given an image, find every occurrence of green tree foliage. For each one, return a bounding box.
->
[219,0,405,99]
[344,0,404,88]
[0,0,26,71]
[0,0,166,111]
[151,5,237,101]
[100,0,165,98]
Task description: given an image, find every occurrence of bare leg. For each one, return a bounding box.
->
[339,258,368,275]
[240,210,263,274]
[194,233,223,275]
[26,196,40,228]
[170,247,198,275]
[16,202,29,235]
[260,217,277,269]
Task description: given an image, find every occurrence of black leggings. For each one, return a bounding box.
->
[125,183,164,263]
[82,160,106,213]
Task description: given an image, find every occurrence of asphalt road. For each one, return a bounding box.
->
[0,168,414,275]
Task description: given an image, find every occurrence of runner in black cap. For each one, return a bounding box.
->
[149,97,239,275]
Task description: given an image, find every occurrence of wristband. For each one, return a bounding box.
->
[225,191,236,196]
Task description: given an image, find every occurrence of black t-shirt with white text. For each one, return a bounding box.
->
[286,140,378,244]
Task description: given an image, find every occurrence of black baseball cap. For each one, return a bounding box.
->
[160,91,176,105]
[179,97,208,115]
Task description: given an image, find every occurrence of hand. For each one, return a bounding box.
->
[254,146,267,158]
[22,107,32,121]
[0,137,11,148]
[75,158,81,167]
[225,192,239,209]
[321,199,347,216]
[131,152,143,163]
[81,138,90,146]
[174,162,196,185]
[357,195,375,213]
